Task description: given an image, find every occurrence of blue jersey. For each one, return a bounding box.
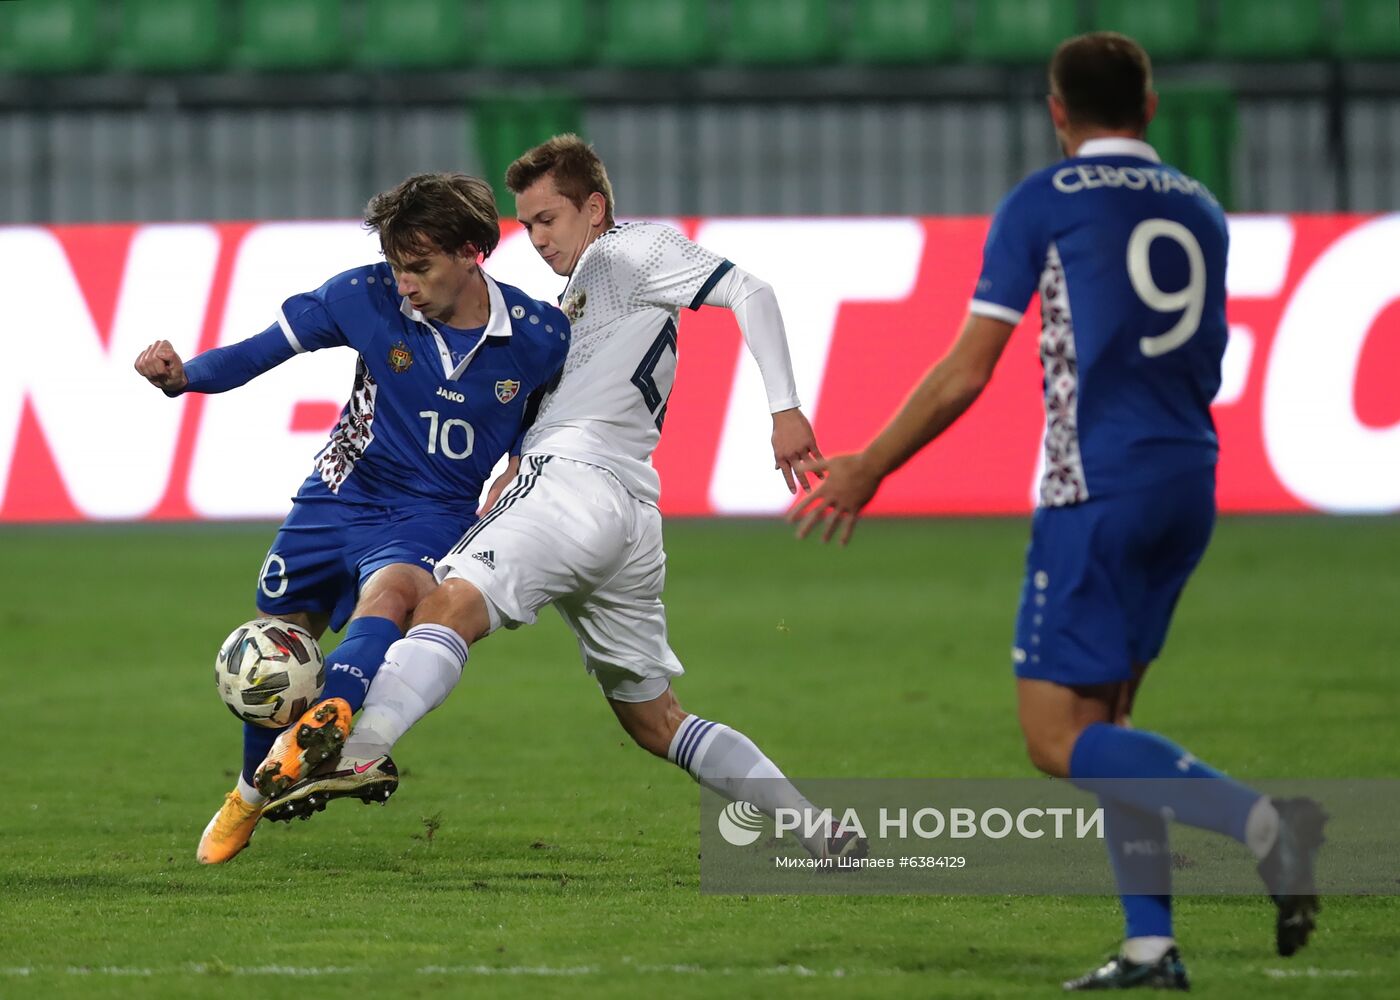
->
[279,265,569,510]
[185,264,570,515]
[971,137,1229,505]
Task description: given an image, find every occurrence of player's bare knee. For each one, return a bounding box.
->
[614,693,686,758]
[352,590,416,630]
[354,564,436,629]
[412,577,491,644]
[629,724,672,758]
[1020,722,1075,779]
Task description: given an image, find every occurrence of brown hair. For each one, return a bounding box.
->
[506,133,616,226]
[364,172,501,264]
[1049,32,1153,132]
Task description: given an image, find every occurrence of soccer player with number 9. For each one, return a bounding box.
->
[791,32,1325,991]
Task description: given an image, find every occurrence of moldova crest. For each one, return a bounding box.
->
[387,341,414,373]
[495,379,521,404]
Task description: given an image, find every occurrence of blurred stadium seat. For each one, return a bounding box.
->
[0,0,104,74]
[474,94,582,208]
[0,0,1389,77]
[235,0,349,71]
[1210,0,1327,60]
[843,0,960,65]
[1334,0,1400,58]
[1151,85,1237,208]
[356,0,474,70]
[478,0,590,67]
[967,0,1080,63]
[602,0,716,68]
[722,0,838,66]
[1092,0,1205,61]
[112,0,228,72]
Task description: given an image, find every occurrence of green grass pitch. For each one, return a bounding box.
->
[2,516,1396,998]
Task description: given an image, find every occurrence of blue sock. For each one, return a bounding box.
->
[1069,722,1261,843]
[321,615,403,713]
[1102,797,1173,940]
[242,723,278,786]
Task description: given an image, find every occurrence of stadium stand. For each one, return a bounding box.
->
[966,0,1080,63]
[601,0,717,68]
[355,0,475,70]
[476,0,591,67]
[1092,0,1205,62]
[235,0,350,70]
[112,0,228,72]
[0,0,104,73]
[843,0,961,64]
[1334,0,1400,58]
[722,0,839,66]
[1210,0,1328,60]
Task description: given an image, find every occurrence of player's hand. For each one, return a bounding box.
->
[771,407,822,494]
[787,452,882,546]
[481,455,521,514]
[134,340,189,393]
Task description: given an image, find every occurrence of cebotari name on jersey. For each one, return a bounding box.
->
[1053,164,1215,200]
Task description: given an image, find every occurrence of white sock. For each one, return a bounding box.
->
[668,715,828,858]
[236,775,266,807]
[1245,796,1280,860]
[1121,936,1175,964]
[343,625,469,758]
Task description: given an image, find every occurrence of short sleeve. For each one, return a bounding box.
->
[612,224,731,313]
[970,179,1046,325]
[277,269,365,354]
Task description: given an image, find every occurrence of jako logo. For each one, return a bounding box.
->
[717,801,766,846]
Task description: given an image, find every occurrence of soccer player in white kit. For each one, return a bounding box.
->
[262,135,863,861]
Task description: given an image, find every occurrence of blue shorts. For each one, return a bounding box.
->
[1012,470,1215,686]
[255,498,475,632]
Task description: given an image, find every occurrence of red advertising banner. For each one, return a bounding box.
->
[1,215,1396,522]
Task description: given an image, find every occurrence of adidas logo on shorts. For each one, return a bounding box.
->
[471,550,496,570]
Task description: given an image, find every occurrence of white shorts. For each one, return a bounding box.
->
[434,455,682,702]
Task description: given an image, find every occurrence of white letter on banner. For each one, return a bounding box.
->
[1264,216,1400,512]
[699,220,925,514]
[1216,216,1294,406]
[188,223,378,518]
[0,226,217,519]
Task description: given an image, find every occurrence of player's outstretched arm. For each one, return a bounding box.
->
[790,312,1015,545]
[134,340,189,394]
[700,266,817,491]
[135,326,299,397]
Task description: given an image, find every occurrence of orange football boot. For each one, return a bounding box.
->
[197,789,261,864]
[253,697,352,799]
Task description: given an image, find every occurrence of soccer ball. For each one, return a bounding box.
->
[214,618,325,729]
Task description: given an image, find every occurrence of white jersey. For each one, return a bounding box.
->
[522,222,732,504]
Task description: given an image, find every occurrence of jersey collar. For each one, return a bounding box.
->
[1073,137,1160,162]
[401,271,512,380]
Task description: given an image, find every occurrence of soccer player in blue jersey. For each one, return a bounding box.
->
[256,135,864,865]
[791,33,1325,991]
[135,172,569,864]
